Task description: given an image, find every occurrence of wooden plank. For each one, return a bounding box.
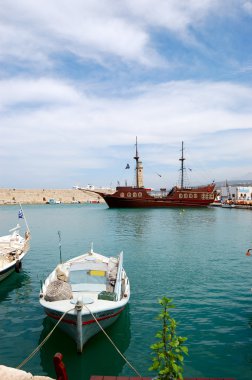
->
[90,377,235,380]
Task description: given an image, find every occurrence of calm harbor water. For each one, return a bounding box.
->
[1,204,252,380]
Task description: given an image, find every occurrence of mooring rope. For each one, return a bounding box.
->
[83,303,142,378]
[17,303,142,378]
[16,307,75,369]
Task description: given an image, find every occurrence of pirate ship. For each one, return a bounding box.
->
[91,139,216,208]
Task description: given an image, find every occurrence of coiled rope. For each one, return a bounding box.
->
[83,304,142,378]
[16,307,75,369]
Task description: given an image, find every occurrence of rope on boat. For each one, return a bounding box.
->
[83,304,142,378]
[16,307,75,370]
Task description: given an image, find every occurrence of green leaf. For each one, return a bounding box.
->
[177,354,184,362]
[181,346,189,354]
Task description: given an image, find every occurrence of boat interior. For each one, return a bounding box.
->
[42,251,127,303]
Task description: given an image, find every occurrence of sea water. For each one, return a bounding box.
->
[0,204,252,380]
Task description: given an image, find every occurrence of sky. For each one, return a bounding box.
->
[1,0,252,190]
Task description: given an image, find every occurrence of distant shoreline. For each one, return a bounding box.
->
[0,188,104,205]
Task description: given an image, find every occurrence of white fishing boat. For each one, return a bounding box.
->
[39,245,130,352]
[221,202,235,208]
[0,224,30,282]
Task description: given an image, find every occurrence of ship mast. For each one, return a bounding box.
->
[134,136,139,187]
[179,141,185,189]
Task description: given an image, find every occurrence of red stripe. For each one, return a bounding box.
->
[46,306,125,326]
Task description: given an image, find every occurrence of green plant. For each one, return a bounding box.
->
[149,297,188,380]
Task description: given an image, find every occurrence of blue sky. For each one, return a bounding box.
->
[1,0,252,189]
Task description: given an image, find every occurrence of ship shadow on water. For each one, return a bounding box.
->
[39,303,131,380]
[0,270,31,302]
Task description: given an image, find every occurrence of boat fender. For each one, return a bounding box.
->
[15,260,22,273]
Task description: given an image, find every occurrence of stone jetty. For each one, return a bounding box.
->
[0,188,106,205]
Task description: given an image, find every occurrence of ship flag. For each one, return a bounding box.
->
[18,209,24,219]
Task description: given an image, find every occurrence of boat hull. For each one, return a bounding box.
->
[0,224,30,282]
[104,197,213,208]
[99,185,216,208]
[0,263,16,282]
[42,302,126,352]
[40,250,130,352]
[0,247,29,282]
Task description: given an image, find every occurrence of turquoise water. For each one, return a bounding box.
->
[1,204,252,380]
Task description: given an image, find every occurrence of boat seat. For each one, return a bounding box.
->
[69,266,107,292]
[71,283,106,292]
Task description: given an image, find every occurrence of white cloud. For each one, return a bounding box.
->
[0,1,252,188]
[0,0,244,68]
[0,0,157,67]
[1,77,252,187]
[243,0,252,14]
[0,78,83,111]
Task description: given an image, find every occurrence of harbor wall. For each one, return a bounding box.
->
[0,188,105,205]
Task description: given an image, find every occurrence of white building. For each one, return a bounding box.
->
[236,186,252,201]
[219,185,252,202]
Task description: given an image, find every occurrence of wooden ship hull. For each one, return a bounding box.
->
[97,184,216,208]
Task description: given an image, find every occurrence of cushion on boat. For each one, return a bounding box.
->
[44,280,73,302]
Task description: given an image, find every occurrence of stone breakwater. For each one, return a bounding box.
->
[0,188,106,205]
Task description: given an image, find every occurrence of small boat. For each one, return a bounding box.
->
[87,139,216,208]
[221,202,235,208]
[0,224,30,282]
[47,198,61,204]
[39,245,130,352]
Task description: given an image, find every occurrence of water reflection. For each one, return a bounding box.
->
[111,209,153,239]
[0,271,31,303]
[39,304,131,380]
